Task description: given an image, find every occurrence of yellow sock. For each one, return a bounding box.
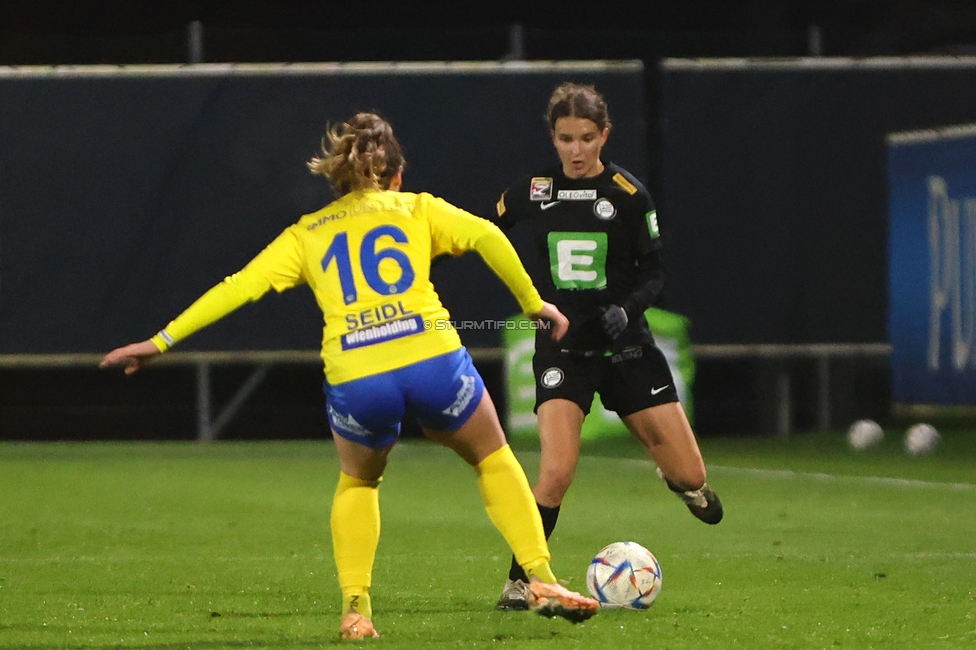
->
[331,471,381,618]
[525,560,558,585]
[475,445,553,581]
[340,589,373,620]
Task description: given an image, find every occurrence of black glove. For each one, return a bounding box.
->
[601,304,629,339]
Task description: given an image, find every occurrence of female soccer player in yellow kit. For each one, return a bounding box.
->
[100,112,599,639]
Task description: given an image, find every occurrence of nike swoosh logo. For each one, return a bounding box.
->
[540,201,560,210]
[650,385,670,395]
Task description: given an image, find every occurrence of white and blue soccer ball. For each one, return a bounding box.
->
[585,541,662,609]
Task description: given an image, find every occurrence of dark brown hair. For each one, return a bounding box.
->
[545,82,611,132]
[308,112,405,196]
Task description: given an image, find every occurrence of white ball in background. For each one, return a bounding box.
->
[847,419,884,450]
[904,423,941,456]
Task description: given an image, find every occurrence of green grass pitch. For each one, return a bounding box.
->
[1,430,975,648]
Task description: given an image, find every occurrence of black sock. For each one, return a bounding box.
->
[507,503,561,582]
[665,475,705,493]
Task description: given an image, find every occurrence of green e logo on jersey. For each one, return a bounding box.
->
[547,232,608,289]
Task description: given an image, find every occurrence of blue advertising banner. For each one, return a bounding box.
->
[887,125,976,404]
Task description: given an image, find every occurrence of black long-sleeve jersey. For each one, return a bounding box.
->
[494,161,664,353]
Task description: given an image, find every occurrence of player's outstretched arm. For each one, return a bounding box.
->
[100,340,161,375]
[528,302,568,342]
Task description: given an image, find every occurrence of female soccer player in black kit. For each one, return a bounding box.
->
[493,83,723,610]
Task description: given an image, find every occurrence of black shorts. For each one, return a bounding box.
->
[533,342,679,417]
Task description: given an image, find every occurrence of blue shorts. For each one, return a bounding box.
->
[324,348,486,449]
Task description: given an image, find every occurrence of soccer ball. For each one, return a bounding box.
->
[847,419,884,450]
[585,541,662,609]
[904,423,940,455]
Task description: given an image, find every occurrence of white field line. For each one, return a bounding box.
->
[709,464,976,491]
[574,453,976,491]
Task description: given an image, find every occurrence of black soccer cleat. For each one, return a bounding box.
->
[657,468,724,525]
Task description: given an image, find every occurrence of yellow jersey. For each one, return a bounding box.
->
[150,189,544,384]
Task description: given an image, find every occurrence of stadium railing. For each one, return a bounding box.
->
[693,343,892,436]
[0,349,503,442]
[0,343,889,440]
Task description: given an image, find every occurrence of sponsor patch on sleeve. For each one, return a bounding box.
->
[612,172,638,195]
[646,210,660,238]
